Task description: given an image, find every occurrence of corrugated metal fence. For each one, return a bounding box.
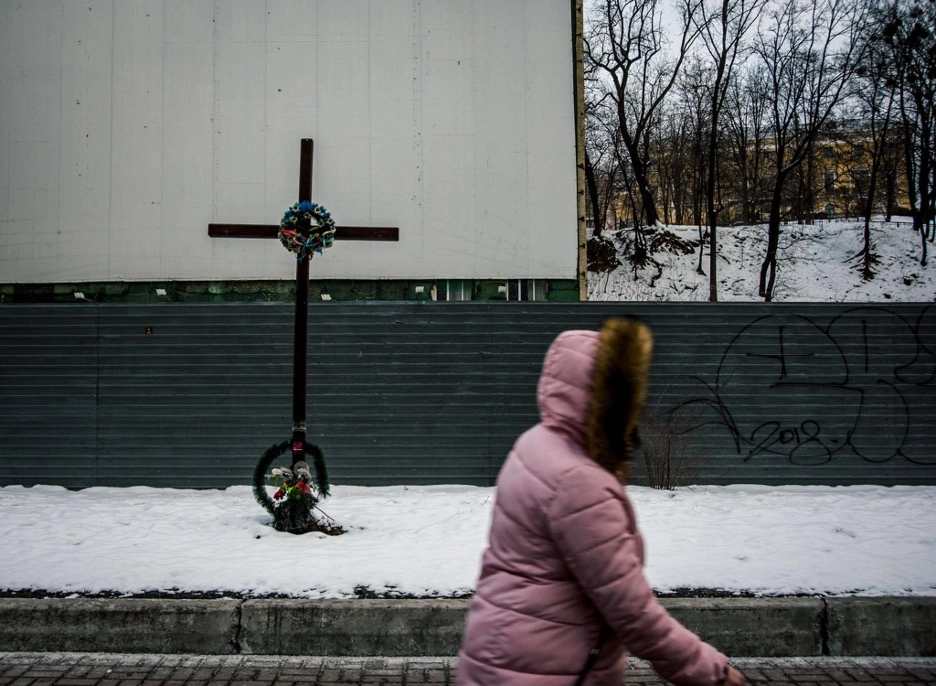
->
[1,302,934,488]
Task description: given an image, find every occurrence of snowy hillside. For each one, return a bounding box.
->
[588,219,934,302]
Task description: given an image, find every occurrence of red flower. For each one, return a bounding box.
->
[296,481,310,494]
[273,488,285,500]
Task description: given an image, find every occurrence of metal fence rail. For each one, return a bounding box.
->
[1,302,933,487]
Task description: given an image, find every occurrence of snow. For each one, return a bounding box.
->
[587,218,934,302]
[1,483,934,599]
[1,218,933,601]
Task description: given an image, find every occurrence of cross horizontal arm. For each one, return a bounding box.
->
[208,224,399,241]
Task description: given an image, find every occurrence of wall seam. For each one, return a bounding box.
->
[820,596,830,656]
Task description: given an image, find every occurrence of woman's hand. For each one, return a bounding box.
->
[722,665,749,686]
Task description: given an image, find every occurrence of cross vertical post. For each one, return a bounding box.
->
[291,138,314,466]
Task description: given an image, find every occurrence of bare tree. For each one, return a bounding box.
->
[722,65,768,224]
[656,89,704,227]
[585,0,706,229]
[584,103,622,239]
[584,102,630,272]
[847,28,900,280]
[753,0,864,301]
[695,0,764,301]
[880,124,906,220]
[878,0,936,265]
[672,59,715,272]
[723,66,772,226]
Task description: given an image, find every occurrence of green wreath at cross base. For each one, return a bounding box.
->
[252,440,343,535]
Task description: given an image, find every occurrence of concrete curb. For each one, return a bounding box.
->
[0,597,933,657]
[826,597,936,657]
[0,598,240,654]
[664,597,823,657]
[239,599,468,656]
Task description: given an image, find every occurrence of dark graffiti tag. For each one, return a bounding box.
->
[674,305,936,466]
[747,419,835,465]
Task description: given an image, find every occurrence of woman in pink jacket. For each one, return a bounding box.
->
[457,319,747,686]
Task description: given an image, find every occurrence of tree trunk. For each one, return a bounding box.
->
[861,215,874,280]
[584,148,604,238]
[632,155,660,227]
[884,164,897,221]
[919,221,929,267]
[759,184,784,301]
[708,221,719,301]
[697,223,706,275]
[859,114,888,281]
[620,125,660,228]
[707,100,720,302]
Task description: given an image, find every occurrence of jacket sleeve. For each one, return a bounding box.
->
[546,465,729,686]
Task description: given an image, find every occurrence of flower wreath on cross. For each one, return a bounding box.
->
[277,200,336,259]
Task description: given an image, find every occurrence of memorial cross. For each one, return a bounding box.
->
[209,138,399,466]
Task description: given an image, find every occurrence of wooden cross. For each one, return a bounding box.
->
[209,138,399,465]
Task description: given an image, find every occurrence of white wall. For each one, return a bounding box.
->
[0,0,578,283]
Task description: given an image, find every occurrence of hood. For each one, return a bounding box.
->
[537,319,653,474]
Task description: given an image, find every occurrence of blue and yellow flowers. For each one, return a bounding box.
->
[278,200,337,259]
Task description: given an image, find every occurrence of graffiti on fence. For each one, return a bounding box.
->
[675,305,935,466]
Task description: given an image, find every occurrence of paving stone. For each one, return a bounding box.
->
[2,654,936,685]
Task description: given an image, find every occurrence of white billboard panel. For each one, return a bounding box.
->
[0,0,578,283]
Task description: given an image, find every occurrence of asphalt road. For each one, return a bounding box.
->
[2,653,935,685]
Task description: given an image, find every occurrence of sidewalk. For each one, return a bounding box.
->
[3,653,936,686]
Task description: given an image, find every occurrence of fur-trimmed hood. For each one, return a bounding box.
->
[537,318,653,475]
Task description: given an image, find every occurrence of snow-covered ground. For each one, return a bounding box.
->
[588,218,934,302]
[0,483,933,599]
[1,219,933,600]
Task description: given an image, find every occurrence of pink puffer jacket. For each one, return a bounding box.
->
[457,327,729,686]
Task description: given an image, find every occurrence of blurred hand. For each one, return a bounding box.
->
[722,666,748,686]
